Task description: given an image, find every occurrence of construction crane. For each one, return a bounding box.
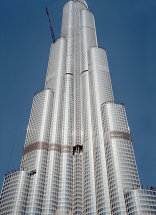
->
[46,7,56,43]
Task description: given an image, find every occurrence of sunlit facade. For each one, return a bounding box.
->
[0,0,156,214]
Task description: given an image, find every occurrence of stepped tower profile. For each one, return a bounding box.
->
[0,1,156,214]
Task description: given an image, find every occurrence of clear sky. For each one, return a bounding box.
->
[0,0,156,189]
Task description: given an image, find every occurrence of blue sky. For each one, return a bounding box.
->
[0,0,156,188]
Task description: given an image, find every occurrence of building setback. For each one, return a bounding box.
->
[0,0,156,214]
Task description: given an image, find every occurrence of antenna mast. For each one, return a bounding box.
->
[46,7,56,43]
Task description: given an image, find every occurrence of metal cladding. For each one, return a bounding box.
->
[21,89,54,214]
[80,10,98,72]
[81,71,97,214]
[61,1,75,37]
[56,74,74,214]
[101,102,140,215]
[45,38,66,91]
[74,1,87,148]
[46,38,66,145]
[88,47,113,214]
[56,2,75,213]
[88,47,114,104]
[24,89,54,148]
[0,171,31,215]
[43,39,66,215]
[124,187,156,214]
[80,12,98,213]
[0,0,156,215]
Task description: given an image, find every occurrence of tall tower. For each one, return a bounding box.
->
[0,0,156,215]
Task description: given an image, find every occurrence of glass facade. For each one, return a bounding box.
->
[88,48,113,215]
[73,147,83,215]
[101,102,140,215]
[0,0,155,215]
[124,186,156,215]
[0,171,31,215]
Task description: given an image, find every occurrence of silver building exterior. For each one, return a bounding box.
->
[0,0,156,215]
[124,185,156,215]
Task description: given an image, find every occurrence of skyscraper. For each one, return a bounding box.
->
[0,0,156,214]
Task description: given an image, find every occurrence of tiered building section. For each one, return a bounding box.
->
[0,0,156,214]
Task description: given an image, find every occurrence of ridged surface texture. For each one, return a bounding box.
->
[0,0,156,215]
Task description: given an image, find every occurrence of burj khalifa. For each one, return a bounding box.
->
[0,0,156,214]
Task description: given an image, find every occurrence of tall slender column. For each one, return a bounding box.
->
[101,102,140,215]
[80,8,98,214]
[73,2,87,214]
[73,146,83,215]
[56,74,74,215]
[21,89,54,214]
[81,72,97,214]
[56,2,74,214]
[74,1,87,147]
[42,38,66,215]
[80,8,98,215]
[88,47,113,214]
